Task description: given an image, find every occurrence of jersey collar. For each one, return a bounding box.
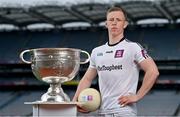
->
[108,37,125,46]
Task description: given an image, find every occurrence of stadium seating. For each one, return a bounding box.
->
[1,90,179,116]
[137,90,180,116]
[0,26,180,63]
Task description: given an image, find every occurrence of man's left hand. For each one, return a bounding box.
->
[118,94,139,107]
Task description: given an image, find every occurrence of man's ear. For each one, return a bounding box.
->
[123,21,128,28]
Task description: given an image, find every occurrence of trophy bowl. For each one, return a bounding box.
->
[20,48,90,102]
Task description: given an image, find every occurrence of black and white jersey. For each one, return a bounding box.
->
[89,38,149,114]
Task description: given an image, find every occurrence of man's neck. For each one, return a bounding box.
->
[109,34,124,45]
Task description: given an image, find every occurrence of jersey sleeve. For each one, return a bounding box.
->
[89,49,96,69]
[134,43,150,64]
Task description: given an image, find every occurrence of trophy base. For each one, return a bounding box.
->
[41,92,70,102]
[25,101,80,117]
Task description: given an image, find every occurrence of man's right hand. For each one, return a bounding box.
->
[77,105,90,113]
[72,97,90,113]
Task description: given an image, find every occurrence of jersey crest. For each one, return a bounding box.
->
[114,49,124,58]
[141,49,149,59]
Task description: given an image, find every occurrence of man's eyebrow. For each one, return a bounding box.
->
[108,18,125,20]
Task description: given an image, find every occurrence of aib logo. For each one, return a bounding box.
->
[82,95,93,101]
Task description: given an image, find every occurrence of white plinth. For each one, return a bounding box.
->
[25,101,80,117]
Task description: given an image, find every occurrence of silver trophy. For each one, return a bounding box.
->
[20,48,90,102]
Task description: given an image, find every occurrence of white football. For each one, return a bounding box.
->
[78,88,101,112]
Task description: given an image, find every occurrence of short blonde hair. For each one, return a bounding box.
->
[106,7,128,21]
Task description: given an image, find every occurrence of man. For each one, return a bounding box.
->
[73,7,159,116]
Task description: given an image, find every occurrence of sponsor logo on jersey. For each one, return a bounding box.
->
[97,64,122,71]
[97,52,103,56]
[114,50,124,58]
[106,50,113,54]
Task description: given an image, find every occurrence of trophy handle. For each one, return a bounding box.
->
[80,50,90,64]
[20,49,32,64]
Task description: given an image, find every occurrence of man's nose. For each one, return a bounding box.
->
[112,21,117,25]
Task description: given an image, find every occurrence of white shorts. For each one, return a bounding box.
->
[98,112,137,117]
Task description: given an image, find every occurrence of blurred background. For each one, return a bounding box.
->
[0,0,180,116]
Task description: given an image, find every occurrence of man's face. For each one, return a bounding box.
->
[106,11,128,37]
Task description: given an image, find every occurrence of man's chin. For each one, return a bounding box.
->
[111,33,120,37]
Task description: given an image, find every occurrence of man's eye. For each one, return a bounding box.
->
[108,19,124,22]
[109,19,114,21]
[117,19,124,21]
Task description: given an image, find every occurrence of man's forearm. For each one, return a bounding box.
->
[137,70,159,100]
[73,78,92,101]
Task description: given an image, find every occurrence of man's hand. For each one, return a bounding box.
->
[72,97,90,113]
[77,105,90,113]
[118,94,139,107]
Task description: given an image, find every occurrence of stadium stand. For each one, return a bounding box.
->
[59,29,100,52]
[0,90,180,116]
[0,26,180,62]
[137,90,180,116]
[0,91,43,116]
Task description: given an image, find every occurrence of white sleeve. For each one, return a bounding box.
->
[134,43,150,64]
[89,49,96,69]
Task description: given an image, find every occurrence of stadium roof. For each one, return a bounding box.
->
[0,0,179,30]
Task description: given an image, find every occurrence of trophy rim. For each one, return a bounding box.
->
[29,48,81,52]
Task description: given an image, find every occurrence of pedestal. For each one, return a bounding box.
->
[25,101,79,117]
